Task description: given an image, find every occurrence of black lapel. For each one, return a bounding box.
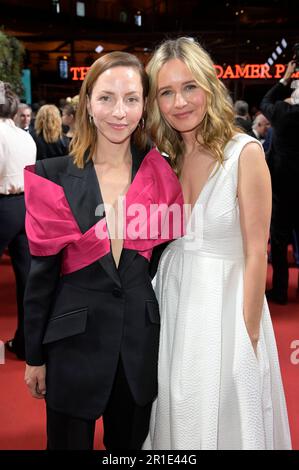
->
[131,142,145,180]
[59,157,101,234]
[59,156,121,287]
[99,252,121,288]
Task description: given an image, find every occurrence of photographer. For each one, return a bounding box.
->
[260,59,299,304]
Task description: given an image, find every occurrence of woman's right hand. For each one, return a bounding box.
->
[283,60,296,81]
[25,364,46,399]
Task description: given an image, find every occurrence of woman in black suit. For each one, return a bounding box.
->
[34,104,69,160]
[24,52,184,450]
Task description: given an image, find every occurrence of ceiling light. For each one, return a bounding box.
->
[95,45,104,53]
[76,1,85,17]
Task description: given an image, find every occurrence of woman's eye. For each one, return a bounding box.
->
[99,96,110,102]
[160,90,172,97]
[185,84,197,91]
[127,96,139,103]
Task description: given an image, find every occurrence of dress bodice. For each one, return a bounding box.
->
[171,133,262,259]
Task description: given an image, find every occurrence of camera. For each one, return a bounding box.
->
[293,43,299,71]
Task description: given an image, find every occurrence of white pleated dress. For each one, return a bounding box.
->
[143,133,291,450]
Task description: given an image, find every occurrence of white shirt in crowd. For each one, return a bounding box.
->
[0,118,36,195]
[252,128,265,144]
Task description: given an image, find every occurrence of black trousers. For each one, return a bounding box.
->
[270,202,299,298]
[46,359,153,450]
[0,194,31,356]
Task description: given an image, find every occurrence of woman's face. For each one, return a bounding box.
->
[157,58,207,134]
[61,110,74,127]
[87,66,144,145]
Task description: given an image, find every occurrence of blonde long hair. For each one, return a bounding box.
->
[70,52,149,168]
[146,37,239,173]
[35,104,63,143]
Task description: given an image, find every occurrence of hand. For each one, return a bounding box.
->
[251,338,259,357]
[283,60,296,81]
[25,364,46,399]
[245,324,259,357]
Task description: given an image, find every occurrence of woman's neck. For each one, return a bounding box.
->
[66,123,75,137]
[181,129,204,157]
[93,138,132,166]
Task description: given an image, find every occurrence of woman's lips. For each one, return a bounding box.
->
[173,111,193,119]
[107,123,128,129]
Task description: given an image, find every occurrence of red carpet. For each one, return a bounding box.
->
[0,255,104,450]
[0,254,298,450]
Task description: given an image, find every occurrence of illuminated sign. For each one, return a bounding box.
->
[215,64,299,79]
[70,67,90,81]
[70,64,299,81]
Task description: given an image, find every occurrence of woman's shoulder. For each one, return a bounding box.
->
[224,133,263,162]
[35,155,72,182]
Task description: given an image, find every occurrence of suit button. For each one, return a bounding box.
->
[112,287,123,298]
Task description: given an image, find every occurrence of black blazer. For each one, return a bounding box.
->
[260,82,299,203]
[234,116,253,135]
[24,147,164,420]
[34,133,69,160]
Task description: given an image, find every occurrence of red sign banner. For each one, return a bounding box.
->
[70,64,299,81]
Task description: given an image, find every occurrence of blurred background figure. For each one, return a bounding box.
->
[251,113,271,145]
[0,82,36,359]
[233,99,252,134]
[61,95,78,142]
[34,104,69,160]
[261,60,299,305]
[14,103,35,136]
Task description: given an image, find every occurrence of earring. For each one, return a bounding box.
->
[139,117,145,130]
[89,115,93,124]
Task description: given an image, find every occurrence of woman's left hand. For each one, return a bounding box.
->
[250,338,259,357]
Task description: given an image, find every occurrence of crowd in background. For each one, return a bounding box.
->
[13,96,78,159]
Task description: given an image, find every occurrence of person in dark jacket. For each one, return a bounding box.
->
[234,100,252,134]
[23,52,184,450]
[260,60,299,304]
[14,103,35,137]
[34,104,69,159]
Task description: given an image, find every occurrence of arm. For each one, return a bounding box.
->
[260,61,296,122]
[24,161,62,397]
[238,142,272,354]
[24,254,61,398]
[24,254,62,365]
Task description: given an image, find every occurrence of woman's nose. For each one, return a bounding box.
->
[112,100,127,118]
[174,92,187,108]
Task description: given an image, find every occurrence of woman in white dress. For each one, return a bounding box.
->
[143,37,291,450]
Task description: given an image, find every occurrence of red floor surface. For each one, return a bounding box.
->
[0,255,298,449]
